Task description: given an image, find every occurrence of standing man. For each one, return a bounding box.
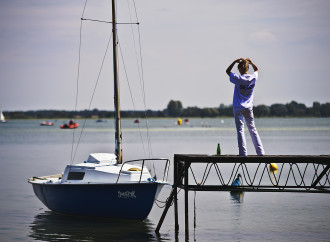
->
[226,58,264,156]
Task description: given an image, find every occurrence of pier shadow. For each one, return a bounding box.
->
[29,211,164,241]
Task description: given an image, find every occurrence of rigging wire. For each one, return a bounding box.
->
[71,0,114,161]
[72,30,113,161]
[118,42,148,158]
[129,0,153,158]
[71,0,88,164]
[129,0,155,176]
[81,18,138,25]
[71,0,155,169]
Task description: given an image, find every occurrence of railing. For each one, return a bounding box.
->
[186,162,330,193]
[174,155,330,192]
[115,158,170,183]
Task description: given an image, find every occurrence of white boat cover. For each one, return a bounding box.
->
[87,153,117,164]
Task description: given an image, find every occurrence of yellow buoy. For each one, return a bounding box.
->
[270,163,278,171]
[177,118,182,125]
[128,167,142,171]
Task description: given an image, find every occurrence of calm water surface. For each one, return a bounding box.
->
[0,118,329,241]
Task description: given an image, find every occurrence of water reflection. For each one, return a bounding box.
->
[230,191,244,203]
[230,173,244,203]
[29,211,163,241]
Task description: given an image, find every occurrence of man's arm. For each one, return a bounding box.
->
[226,58,244,76]
[246,58,258,72]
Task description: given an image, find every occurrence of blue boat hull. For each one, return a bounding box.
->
[31,182,162,220]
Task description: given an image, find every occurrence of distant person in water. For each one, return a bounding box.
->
[226,58,264,156]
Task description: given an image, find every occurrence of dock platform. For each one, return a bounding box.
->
[156,154,330,236]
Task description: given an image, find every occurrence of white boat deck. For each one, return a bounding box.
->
[29,153,155,185]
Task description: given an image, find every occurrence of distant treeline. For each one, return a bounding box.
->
[4,100,330,119]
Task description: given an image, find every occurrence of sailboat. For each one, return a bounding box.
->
[0,110,7,123]
[28,0,169,220]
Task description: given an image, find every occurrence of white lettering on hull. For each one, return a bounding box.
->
[118,191,136,199]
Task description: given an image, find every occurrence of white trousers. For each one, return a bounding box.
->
[233,107,265,156]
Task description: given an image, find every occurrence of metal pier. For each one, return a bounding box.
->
[155,154,330,237]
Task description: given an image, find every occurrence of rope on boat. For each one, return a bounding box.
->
[154,188,182,209]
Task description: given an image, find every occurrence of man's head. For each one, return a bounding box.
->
[238,59,249,75]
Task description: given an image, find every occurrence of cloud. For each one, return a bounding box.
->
[248,31,277,46]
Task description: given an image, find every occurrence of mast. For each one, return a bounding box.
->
[112,0,122,164]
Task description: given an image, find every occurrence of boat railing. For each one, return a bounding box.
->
[116,158,170,184]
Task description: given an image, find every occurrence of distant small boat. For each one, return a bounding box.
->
[96,119,106,123]
[40,120,54,126]
[60,120,79,129]
[0,110,7,123]
[134,119,140,124]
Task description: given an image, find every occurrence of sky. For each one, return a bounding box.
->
[1,0,330,111]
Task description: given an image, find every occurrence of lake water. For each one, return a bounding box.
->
[0,118,329,241]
